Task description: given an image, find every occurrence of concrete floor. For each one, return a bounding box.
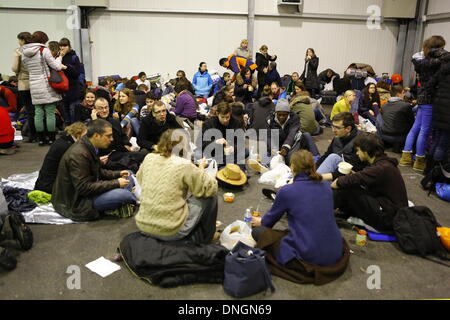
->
[1,108,450,300]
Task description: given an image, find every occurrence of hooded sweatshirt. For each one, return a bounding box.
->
[21,43,63,105]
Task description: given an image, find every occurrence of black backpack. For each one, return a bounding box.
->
[393,206,449,267]
[421,162,450,195]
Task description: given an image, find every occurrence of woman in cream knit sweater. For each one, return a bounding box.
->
[135,129,218,244]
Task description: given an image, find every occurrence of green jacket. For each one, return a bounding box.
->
[290,95,319,134]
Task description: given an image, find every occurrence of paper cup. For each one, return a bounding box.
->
[338,162,353,175]
[224,146,233,156]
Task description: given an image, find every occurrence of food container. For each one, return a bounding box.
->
[338,162,353,175]
[223,193,235,203]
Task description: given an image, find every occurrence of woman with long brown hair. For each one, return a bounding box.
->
[358,82,381,125]
[113,88,140,136]
[251,149,349,284]
[300,48,320,97]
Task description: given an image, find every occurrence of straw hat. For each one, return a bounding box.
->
[216,164,247,186]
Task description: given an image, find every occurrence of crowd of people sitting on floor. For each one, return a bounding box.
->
[1,31,450,286]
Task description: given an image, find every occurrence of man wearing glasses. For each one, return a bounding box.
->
[52,119,137,221]
[138,101,182,153]
[316,112,367,181]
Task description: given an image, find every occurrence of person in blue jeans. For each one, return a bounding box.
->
[400,35,447,172]
[51,119,137,221]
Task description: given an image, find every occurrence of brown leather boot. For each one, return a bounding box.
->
[399,151,413,166]
[413,155,426,173]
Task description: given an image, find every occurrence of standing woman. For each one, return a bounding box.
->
[234,39,252,59]
[300,48,320,98]
[255,45,277,97]
[12,32,35,142]
[22,31,65,146]
[358,83,381,125]
[113,88,140,137]
[400,35,447,172]
[58,38,82,126]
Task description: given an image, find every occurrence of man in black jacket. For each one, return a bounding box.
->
[266,99,319,166]
[52,119,136,222]
[91,97,145,172]
[378,85,414,153]
[332,133,408,231]
[316,112,366,181]
[197,102,247,169]
[138,101,182,152]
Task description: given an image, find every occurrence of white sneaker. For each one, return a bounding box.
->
[247,159,269,173]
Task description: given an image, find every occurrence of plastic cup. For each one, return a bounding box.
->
[224,146,233,156]
[223,193,235,203]
[338,162,353,175]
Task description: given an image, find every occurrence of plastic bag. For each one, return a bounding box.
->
[205,159,218,178]
[258,164,292,188]
[131,175,142,200]
[270,154,285,170]
[436,183,450,202]
[358,116,377,133]
[220,220,256,250]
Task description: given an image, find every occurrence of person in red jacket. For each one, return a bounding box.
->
[0,107,15,155]
[0,85,18,113]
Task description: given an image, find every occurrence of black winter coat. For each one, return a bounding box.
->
[267,112,300,151]
[412,48,447,105]
[119,232,228,287]
[318,69,340,85]
[380,99,414,136]
[137,113,182,152]
[61,50,82,103]
[35,133,75,194]
[301,57,320,91]
[51,136,121,222]
[429,52,450,132]
[248,97,275,131]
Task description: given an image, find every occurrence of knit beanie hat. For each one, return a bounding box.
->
[275,99,290,113]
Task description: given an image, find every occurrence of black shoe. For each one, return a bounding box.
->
[8,212,33,251]
[0,247,17,271]
[262,188,277,201]
[37,132,46,146]
[47,132,56,146]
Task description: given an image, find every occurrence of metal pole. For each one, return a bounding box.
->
[247,0,255,57]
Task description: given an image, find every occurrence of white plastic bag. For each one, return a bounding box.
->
[258,163,292,188]
[324,81,334,91]
[270,154,285,170]
[220,220,256,250]
[358,116,377,133]
[131,175,142,200]
[205,159,218,178]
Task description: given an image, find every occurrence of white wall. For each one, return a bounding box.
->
[254,0,397,78]
[0,7,73,80]
[424,0,450,51]
[1,0,400,84]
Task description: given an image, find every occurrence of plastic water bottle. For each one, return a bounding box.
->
[244,209,252,228]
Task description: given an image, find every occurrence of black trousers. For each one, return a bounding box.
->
[334,187,393,231]
[19,90,36,137]
[184,196,218,245]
